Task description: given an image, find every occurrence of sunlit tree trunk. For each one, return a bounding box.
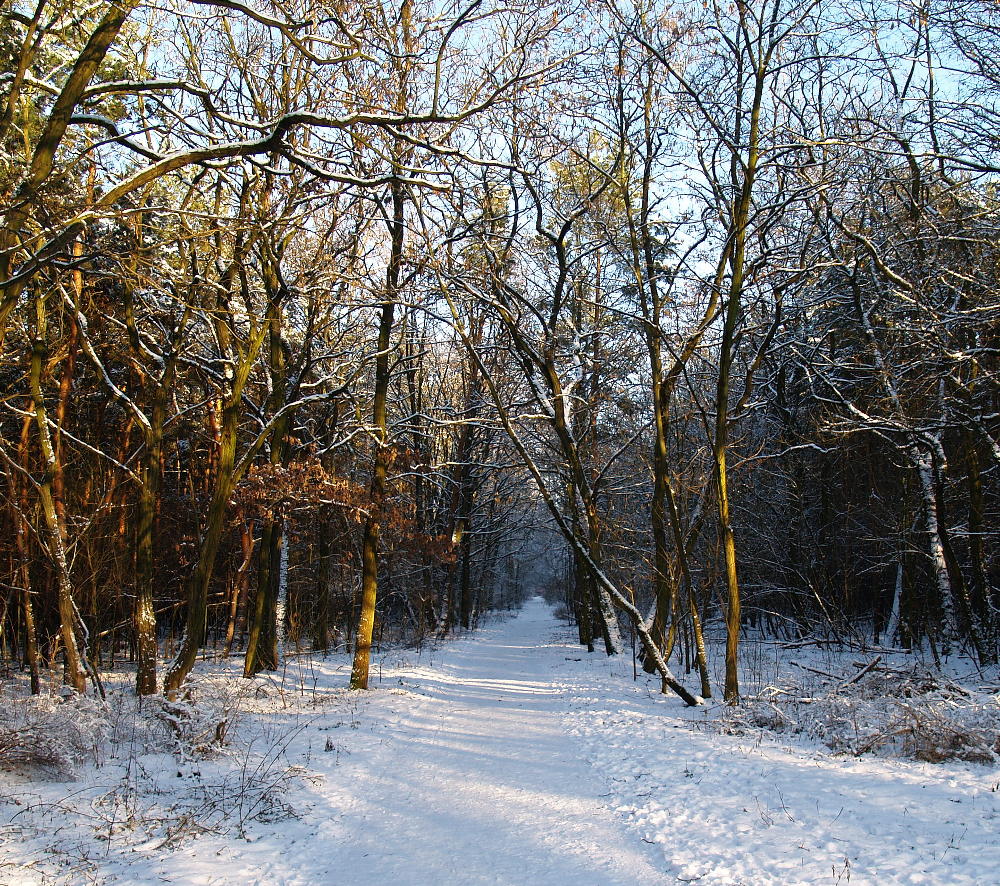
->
[163,390,242,695]
[0,0,140,343]
[350,176,403,690]
[714,284,744,703]
[134,435,162,695]
[164,259,266,695]
[350,0,415,686]
[30,289,86,693]
[712,11,766,702]
[15,413,41,694]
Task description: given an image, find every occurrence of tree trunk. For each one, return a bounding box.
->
[0,0,140,344]
[134,375,171,694]
[134,458,160,695]
[15,413,41,694]
[313,510,332,652]
[163,390,245,694]
[963,431,992,658]
[665,482,711,698]
[225,516,255,656]
[350,174,403,690]
[884,553,903,647]
[244,271,293,675]
[245,519,281,674]
[458,522,475,630]
[164,245,265,694]
[572,501,595,652]
[714,293,743,703]
[583,501,622,656]
[913,449,962,655]
[30,293,86,693]
[646,449,676,670]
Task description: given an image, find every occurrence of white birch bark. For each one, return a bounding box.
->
[914,449,960,652]
[883,556,903,647]
[596,585,623,655]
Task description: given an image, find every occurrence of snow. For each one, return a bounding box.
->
[2,597,998,885]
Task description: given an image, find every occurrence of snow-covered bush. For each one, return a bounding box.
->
[154,675,260,760]
[813,695,999,763]
[717,659,1000,764]
[0,691,109,775]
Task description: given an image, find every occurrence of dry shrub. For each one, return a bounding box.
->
[0,692,108,775]
[897,702,997,764]
[718,661,1000,765]
[814,696,999,762]
[155,677,255,760]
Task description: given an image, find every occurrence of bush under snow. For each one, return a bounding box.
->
[717,656,1000,764]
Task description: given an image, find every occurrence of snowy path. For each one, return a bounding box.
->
[162,596,672,886]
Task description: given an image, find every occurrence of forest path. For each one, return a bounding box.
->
[170,596,671,886]
[309,595,671,885]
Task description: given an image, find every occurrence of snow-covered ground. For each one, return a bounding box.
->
[2,597,998,885]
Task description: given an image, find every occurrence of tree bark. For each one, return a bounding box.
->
[30,290,87,693]
[163,301,265,695]
[15,413,40,694]
[350,176,403,689]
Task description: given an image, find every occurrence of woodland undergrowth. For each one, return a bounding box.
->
[712,646,1000,765]
[0,664,339,880]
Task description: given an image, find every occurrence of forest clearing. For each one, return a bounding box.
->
[2,597,998,885]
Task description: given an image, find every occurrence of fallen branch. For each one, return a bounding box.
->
[790,661,838,680]
[841,655,882,687]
